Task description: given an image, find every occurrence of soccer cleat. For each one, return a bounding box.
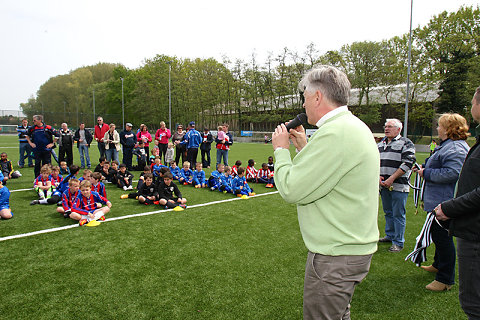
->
[265,184,273,188]
[79,219,88,226]
[30,200,39,205]
[123,186,128,191]
[98,216,106,221]
[153,201,160,205]
[63,210,71,218]
[241,195,249,200]
[179,204,187,209]
[237,194,242,197]
[120,194,128,199]
[210,187,215,191]
[249,192,256,196]
[183,182,188,185]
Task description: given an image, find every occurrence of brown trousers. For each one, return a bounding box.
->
[303,251,372,320]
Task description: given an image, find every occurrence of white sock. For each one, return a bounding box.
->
[39,199,48,204]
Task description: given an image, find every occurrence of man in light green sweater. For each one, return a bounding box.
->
[272,65,380,320]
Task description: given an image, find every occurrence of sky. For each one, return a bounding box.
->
[0,0,478,111]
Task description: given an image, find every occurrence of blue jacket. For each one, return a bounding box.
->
[422,138,469,211]
[169,166,181,179]
[180,129,202,149]
[232,175,252,193]
[192,170,206,185]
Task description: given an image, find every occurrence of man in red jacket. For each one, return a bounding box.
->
[94,116,109,158]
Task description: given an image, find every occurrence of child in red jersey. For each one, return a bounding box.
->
[58,179,80,217]
[231,160,241,177]
[257,163,275,188]
[71,180,111,225]
[34,164,53,199]
[50,165,63,188]
[90,172,107,198]
[246,159,258,182]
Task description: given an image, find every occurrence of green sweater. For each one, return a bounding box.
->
[274,111,380,256]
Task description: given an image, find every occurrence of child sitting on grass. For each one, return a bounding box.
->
[94,156,106,173]
[116,163,133,191]
[192,162,206,188]
[257,163,275,188]
[208,163,224,190]
[50,165,63,188]
[169,161,181,181]
[232,167,255,197]
[31,165,80,206]
[100,161,114,183]
[137,165,152,190]
[157,172,187,210]
[58,178,80,218]
[180,161,193,185]
[137,173,159,205]
[219,166,233,193]
[267,156,274,172]
[0,152,21,185]
[60,161,70,175]
[246,159,258,182]
[71,180,112,226]
[152,157,167,183]
[0,172,13,220]
[78,169,92,183]
[91,172,107,198]
[231,160,241,177]
[34,164,53,200]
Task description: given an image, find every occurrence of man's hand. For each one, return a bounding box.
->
[272,124,290,150]
[434,205,449,221]
[288,124,307,151]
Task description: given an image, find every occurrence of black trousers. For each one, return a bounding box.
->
[187,148,198,167]
[59,145,73,166]
[123,147,133,170]
[159,143,168,164]
[34,150,52,178]
[201,148,211,167]
[175,145,186,166]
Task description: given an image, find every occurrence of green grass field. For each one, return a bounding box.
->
[0,135,466,319]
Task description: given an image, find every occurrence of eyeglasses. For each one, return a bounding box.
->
[97,120,102,122]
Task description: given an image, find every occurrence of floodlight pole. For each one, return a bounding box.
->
[404,0,413,137]
[93,89,96,127]
[121,77,125,129]
[167,61,172,132]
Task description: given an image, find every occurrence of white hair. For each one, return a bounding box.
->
[385,118,403,130]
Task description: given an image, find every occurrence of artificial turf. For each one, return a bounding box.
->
[0,135,467,319]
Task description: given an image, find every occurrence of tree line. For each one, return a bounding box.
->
[20,6,480,134]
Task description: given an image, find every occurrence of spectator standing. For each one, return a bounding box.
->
[216,123,233,166]
[104,123,120,162]
[16,118,34,168]
[94,117,109,158]
[137,124,153,158]
[435,87,480,319]
[58,123,74,166]
[155,121,171,163]
[378,118,416,252]
[120,123,136,170]
[272,65,379,319]
[74,123,93,169]
[178,121,202,166]
[200,128,213,168]
[26,115,58,178]
[172,124,186,166]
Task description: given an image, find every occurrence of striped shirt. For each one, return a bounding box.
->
[378,135,416,192]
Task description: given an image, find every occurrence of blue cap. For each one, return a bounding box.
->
[189,121,195,126]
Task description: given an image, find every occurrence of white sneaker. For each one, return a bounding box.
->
[127,185,133,190]
[123,186,128,191]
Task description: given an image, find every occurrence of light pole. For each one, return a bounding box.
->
[93,89,96,127]
[404,0,413,137]
[63,101,66,122]
[167,61,172,132]
[121,77,125,129]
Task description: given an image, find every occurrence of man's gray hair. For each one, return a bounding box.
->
[33,115,43,121]
[385,118,403,130]
[298,65,351,106]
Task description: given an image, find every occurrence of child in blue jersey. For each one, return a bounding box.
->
[208,163,224,190]
[169,161,181,181]
[180,161,194,185]
[192,162,207,188]
[50,165,63,188]
[0,173,13,219]
[31,165,80,206]
[219,166,234,193]
[34,164,53,199]
[60,161,70,175]
[58,178,80,217]
[152,157,167,182]
[232,167,255,197]
[90,172,107,198]
[71,180,112,225]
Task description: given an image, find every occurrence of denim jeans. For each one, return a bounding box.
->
[457,238,480,319]
[78,145,91,168]
[380,189,408,247]
[431,221,456,285]
[105,148,119,163]
[216,149,229,166]
[19,142,33,167]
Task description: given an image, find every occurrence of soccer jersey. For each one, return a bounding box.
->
[246,166,258,180]
[257,168,273,180]
[34,175,52,188]
[180,168,193,182]
[232,175,252,194]
[49,174,63,186]
[0,186,10,210]
[219,173,233,192]
[91,182,107,198]
[72,191,108,215]
[192,170,206,185]
[152,164,167,177]
[231,165,238,177]
[61,188,78,211]
[158,181,182,200]
[169,166,181,180]
[27,124,57,151]
[0,159,13,176]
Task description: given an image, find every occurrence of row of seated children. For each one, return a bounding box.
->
[225,157,275,188]
[31,164,112,225]
[208,164,255,197]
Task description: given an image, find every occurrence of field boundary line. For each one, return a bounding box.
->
[0,191,279,242]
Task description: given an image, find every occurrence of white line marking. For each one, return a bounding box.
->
[10,188,33,193]
[0,191,279,242]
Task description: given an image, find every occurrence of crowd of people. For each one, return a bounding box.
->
[2,65,480,319]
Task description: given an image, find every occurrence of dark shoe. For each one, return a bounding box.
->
[421,265,439,273]
[378,237,392,243]
[388,244,403,252]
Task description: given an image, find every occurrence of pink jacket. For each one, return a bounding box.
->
[155,128,171,145]
[137,131,152,147]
